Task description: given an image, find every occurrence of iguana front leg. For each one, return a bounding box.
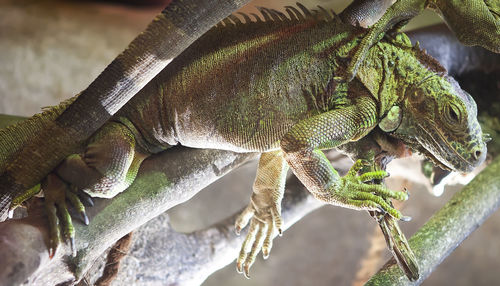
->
[235,150,288,278]
[280,97,408,217]
[344,0,500,80]
[430,0,500,52]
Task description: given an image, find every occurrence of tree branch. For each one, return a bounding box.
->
[0,147,257,285]
[365,156,500,285]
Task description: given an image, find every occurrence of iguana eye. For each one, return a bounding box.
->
[449,108,459,122]
[445,104,461,124]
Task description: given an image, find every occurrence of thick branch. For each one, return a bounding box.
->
[0,146,257,285]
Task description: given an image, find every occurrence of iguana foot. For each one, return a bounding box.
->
[332,160,408,219]
[39,122,146,258]
[235,196,282,278]
[42,173,88,258]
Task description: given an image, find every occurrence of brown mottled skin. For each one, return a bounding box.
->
[0,4,489,279]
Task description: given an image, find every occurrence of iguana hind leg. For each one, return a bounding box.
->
[42,121,148,256]
[235,150,288,278]
[55,122,148,198]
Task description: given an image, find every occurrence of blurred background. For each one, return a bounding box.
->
[0,0,498,285]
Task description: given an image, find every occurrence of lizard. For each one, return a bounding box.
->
[0,3,487,279]
[1,0,497,228]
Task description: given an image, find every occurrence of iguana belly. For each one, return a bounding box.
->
[169,88,316,152]
[117,73,318,153]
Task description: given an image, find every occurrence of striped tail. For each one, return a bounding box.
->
[0,194,12,221]
[0,96,76,221]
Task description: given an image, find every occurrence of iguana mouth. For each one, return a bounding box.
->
[420,123,474,172]
[415,145,452,171]
[390,133,453,171]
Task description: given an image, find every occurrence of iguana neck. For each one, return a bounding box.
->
[357,39,439,118]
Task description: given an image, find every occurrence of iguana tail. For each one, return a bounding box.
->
[0,96,76,221]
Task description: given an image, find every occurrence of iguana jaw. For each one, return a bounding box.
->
[389,133,453,171]
[392,119,486,173]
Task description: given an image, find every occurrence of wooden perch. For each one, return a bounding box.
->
[0,145,257,285]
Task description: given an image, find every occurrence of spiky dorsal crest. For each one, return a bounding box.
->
[214,2,338,29]
[412,46,448,76]
[387,36,448,77]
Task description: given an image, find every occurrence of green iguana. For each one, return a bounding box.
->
[0,4,487,279]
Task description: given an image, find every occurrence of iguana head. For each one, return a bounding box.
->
[386,73,487,173]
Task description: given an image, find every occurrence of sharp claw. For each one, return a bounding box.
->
[400,216,412,222]
[49,237,60,259]
[278,228,283,236]
[79,193,94,207]
[377,205,387,215]
[263,249,269,259]
[49,246,55,259]
[236,261,243,273]
[235,226,241,235]
[243,265,251,279]
[70,237,76,257]
[80,211,89,225]
[405,188,410,199]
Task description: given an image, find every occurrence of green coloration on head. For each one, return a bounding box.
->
[376,45,487,172]
[356,34,486,173]
[397,74,486,172]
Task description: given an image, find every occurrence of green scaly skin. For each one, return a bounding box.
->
[0,5,487,277]
[345,0,500,80]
